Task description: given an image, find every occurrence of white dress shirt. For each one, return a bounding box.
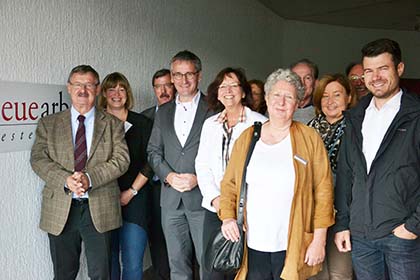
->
[70,106,95,198]
[195,107,267,212]
[174,92,201,147]
[362,90,402,173]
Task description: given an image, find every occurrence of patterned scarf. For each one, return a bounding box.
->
[216,107,246,171]
[308,114,346,173]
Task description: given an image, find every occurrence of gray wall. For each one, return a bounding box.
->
[0,1,418,279]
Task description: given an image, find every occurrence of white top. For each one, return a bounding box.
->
[195,107,267,212]
[246,134,295,252]
[174,91,201,147]
[362,90,402,173]
[70,106,95,199]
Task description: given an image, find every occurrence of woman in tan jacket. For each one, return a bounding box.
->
[219,68,335,280]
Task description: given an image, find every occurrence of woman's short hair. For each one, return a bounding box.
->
[206,67,253,112]
[264,68,305,101]
[312,73,358,115]
[98,72,134,110]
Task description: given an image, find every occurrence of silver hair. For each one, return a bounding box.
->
[264,68,305,101]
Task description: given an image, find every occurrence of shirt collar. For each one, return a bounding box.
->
[71,106,95,123]
[366,89,402,112]
[216,105,247,124]
[175,90,200,108]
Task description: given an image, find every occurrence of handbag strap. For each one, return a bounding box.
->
[237,121,262,226]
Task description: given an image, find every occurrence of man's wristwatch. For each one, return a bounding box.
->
[129,187,138,196]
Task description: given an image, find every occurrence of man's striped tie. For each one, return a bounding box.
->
[74,115,87,172]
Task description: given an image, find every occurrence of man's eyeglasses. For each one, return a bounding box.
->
[172,72,198,81]
[69,82,98,90]
[349,75,364,82]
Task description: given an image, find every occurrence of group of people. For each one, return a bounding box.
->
[30,37,419,280]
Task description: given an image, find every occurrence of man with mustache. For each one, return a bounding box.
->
[142,68,175,120]
[31,65,129,279]
[140,68,175,280]
[334,38,420,279]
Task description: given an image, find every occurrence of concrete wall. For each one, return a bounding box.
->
[0,1,283,279]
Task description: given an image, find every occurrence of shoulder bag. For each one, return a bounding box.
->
[204,121,262,273]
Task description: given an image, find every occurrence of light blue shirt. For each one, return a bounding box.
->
[69,106,95,198]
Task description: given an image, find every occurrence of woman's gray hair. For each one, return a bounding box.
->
[264,68,305,101]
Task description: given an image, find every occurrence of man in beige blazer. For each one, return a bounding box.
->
[31,65,129,280]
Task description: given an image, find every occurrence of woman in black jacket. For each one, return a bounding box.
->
[98,72,153,280]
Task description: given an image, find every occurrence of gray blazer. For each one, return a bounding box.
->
[30,109,130,235]
[147,93,213,210]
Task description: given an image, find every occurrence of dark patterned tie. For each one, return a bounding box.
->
[74,115,87,172]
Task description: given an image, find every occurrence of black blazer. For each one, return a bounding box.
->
[119,110,153,228]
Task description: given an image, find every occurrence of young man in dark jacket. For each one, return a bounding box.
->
[334,38,420,280]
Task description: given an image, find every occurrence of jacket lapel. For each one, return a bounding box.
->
[57,110,75,171]
[88,109,106,163]
[165,101,184,148]
[289,122,308,195]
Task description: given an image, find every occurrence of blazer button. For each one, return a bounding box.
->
[181,152,185,156]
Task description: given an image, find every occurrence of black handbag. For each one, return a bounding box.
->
[204,122,262,273]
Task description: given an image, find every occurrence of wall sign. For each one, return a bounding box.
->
[0,81,70,153]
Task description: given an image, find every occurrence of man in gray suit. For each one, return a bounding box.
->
[31,65,129,279]
[147,50,212,280]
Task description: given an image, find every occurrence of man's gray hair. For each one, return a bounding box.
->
[170,50,202,72]
[264,68,305,101]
